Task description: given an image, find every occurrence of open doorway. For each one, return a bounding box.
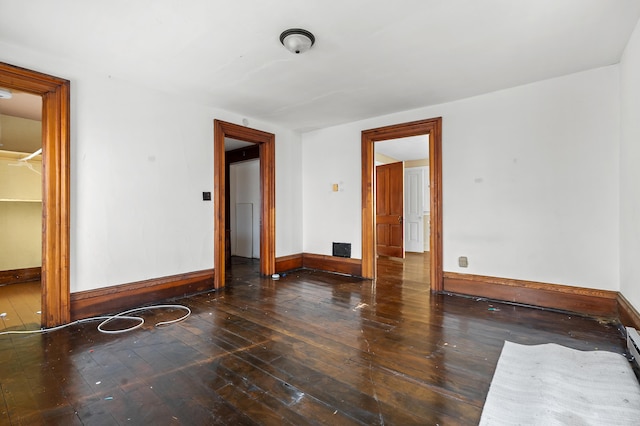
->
[0,90,42,331]
[0,63,70,327]
[226,139,261,262]
[213,120,275,289]
[361,118,443,291]
[375,134,430,258]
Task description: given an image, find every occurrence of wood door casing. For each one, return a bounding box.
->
[0,62,70,327]
[376,162,404,258]
[213,120,275,289]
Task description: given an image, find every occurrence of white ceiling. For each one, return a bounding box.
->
[1,1,639,132]
[0,91,41,121]
[376,135,429,162]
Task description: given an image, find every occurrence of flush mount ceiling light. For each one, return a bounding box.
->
[0,88,12,99]
[280,28,315,54]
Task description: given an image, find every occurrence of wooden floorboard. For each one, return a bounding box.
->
[0,281,41,332]
[0,255,629,425]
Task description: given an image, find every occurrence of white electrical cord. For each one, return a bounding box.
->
[7,148,43,176]
[20,148,43,162]
[0,304,191,336]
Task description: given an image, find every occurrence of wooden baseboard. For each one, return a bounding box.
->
[70,269,214,320]
[302,253,362,277]
[275,254,303,273]
[0,267,41,285]
[66,261,640,326]
[275,253,362,277]
[618,293,640,330]
[69,253,360,321]
[443,272,618,317]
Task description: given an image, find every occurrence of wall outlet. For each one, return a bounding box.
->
[458,256,468,267]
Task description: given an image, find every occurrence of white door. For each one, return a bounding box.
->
[235,203,253,258]
[404,168,424,253]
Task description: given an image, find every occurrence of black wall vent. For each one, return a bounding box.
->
[332,242,351,258]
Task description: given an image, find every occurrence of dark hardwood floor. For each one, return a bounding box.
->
[0,255,627,425]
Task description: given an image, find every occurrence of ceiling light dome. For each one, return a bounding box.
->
[280,28,315,54]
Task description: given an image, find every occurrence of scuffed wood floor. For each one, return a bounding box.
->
[0,255,626,425]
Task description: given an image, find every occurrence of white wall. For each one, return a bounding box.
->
[274,123,304,258]
[0,42,302,293]
[302,66,620,291]
[230,159,260,258]
[620,19,640,308]
[303,125,363,256]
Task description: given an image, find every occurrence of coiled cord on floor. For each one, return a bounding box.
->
[0,304,191,336]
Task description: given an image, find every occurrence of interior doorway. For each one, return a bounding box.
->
[226,141,260,261]
[213,120,275,289]
[361,118,443,291]
[0,62,70,327]
[375,134,431,256]
[0,90,43,330]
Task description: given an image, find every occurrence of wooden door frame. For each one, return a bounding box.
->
[213,120,275,289]
[0,62,71,326]
[362,118,443,291]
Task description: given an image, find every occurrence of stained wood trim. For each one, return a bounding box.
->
[214,120,226,287]
[430,120,443,292]
[260,136,276,277]
[618,293,640,331]
[214,120,275,289]
[362,118,443,291]
[444,272,618,317]
[275,253,360,276]
[0,267,42,285]
[275,254,303,272]
[0,62,70,327]
[361,131,376,279]
[70,269,214,321]
[302,253,362,277]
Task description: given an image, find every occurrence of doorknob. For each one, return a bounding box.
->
[398,216,403,224]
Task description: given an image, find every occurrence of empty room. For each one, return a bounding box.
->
[1,1,640,424]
